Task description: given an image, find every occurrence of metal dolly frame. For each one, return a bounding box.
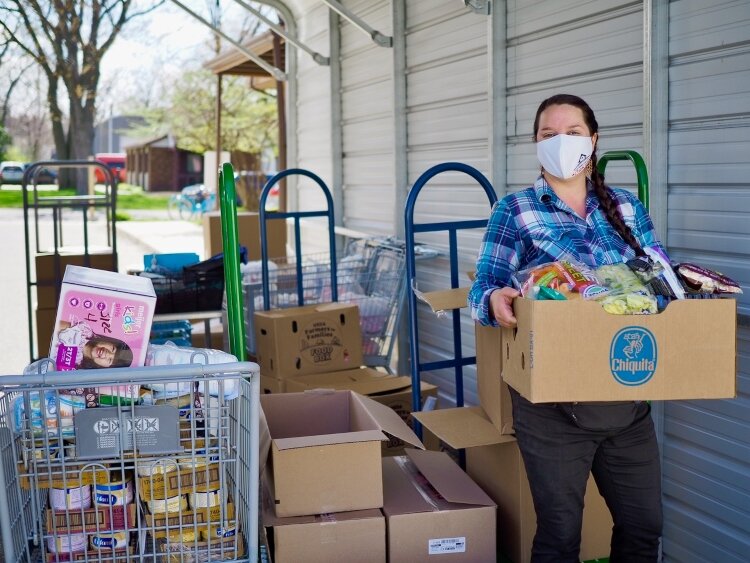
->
[404,162,497,436]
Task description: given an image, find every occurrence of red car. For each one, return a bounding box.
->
[94,153,126,183]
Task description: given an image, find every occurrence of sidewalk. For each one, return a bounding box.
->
[117,215,205,267]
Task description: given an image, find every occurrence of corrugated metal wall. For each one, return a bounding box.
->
[661,0,750,559]
[404,1,491,406]
[338,0,394,235]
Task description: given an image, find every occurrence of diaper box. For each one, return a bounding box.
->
[49,266,156,405]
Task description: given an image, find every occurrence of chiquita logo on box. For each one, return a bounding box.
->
[609,327,658,386]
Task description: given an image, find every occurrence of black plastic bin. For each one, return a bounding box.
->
[146,256,225,314]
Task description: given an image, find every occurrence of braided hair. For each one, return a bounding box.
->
[533,94,645,257]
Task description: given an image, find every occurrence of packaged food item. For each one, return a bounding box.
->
[90,531,129,550]
[137,458,180,477]
[595,263,658,315]
[513,259,605,298]
[188,489,224,509]
[49,485,91,510]
[676,263,743,295]
[627,247,685,300]
[12,392,85,438]
[47,533,87,554]
[94,476,134,506]
[147,495,188,514]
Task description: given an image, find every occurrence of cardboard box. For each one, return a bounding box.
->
[416,286,513,435]
[138,464,221,501]
[35,306,57,357]
[254,303,363,379]
[284,368,439,455]
[35,250,117,308]
[260,390,423,517]
[145,502,236,538]
[45,504,136,534]
[50,265,155,379]
[382,449,496,563]
[202,210,286,260]
[414,407,613,563]
[261,375,286,394]
[46,546,133,562]
[156,536,244,562]
[19,461,110,490]
[503,297,737,402]
[263,484,385,563]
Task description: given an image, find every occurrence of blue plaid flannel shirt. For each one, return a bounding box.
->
[469,176,667,326]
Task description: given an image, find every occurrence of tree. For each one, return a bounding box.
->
[0,0,162,191]
[125,68,278,157]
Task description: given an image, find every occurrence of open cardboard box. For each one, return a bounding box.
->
[416,286,513,435]
[283,367,439,455]
[260,389,423,517]
[413,407,613,563]
[382,449,496,563]
[503,297,737,402]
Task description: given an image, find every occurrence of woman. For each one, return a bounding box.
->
[468,94,663,562]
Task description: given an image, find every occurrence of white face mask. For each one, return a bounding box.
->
[536,134,593,180]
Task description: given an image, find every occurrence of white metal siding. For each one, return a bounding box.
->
[661,0,750,559]
[338,0,394,235]
[405,1,491,406]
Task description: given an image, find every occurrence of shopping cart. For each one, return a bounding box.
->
[241,236,407,372]
[0,361,260,562]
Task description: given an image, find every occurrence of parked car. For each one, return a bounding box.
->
[0,161,25,185]
[93,153,126,183]
[22,163,58,185]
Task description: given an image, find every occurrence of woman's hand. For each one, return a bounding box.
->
[490,287,520,328]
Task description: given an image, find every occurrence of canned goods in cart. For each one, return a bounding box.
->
[94,475,134,506]
[147,494,188,514]
[137,458,180,477]
[201,522,237,540]
[47,533,87,555]
[49,485,91,510]
[90,530,129,550]
[189,489,223,509]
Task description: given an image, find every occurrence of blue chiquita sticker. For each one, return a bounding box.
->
[609,326,657,386]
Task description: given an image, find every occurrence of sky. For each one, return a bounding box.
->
[97,0,273,114]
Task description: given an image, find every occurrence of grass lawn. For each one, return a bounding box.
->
[0,183,170,211]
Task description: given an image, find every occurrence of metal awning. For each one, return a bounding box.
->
[203,31,285,79]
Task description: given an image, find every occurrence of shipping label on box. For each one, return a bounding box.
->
[382,450,496,563]
[502,298,737,403]
[254,303,363,378]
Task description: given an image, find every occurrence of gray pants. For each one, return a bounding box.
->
[509,388,663,563]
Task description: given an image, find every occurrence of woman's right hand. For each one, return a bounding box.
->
[490,287,520,328]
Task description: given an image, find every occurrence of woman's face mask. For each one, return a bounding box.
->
[536,134,593,180]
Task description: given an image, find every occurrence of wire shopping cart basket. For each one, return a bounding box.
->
[241,236,407,372]
[0,361,260,563]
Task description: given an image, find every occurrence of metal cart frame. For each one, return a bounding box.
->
[0,361,261,563]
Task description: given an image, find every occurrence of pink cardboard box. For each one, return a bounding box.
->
[49,266,156,405]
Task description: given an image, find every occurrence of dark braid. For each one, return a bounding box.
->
[533,93,645,257]
[590,153,646,257]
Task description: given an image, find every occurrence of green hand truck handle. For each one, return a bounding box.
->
[597,150,650,209]
[219,162,247,361]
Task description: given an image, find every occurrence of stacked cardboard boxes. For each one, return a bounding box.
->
[34,250,117,354]
[415,287,614,563]
[254,303,438,455]
[260,390,497,562]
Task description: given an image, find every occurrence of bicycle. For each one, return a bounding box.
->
[167,183,216,220]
